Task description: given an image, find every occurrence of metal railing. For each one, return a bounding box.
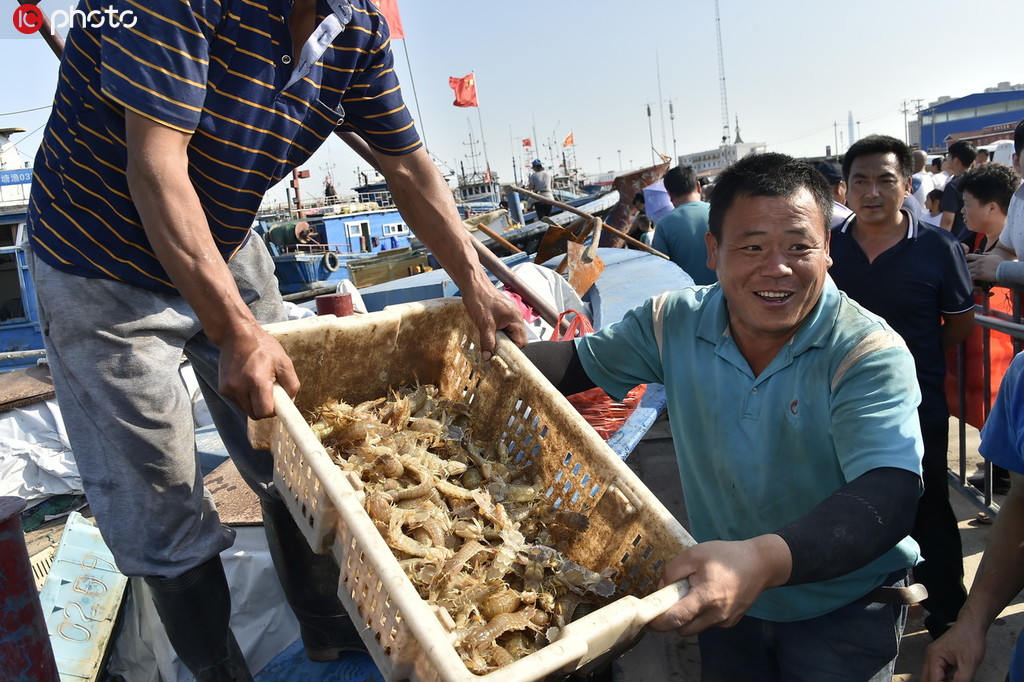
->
[950,283,1024,515]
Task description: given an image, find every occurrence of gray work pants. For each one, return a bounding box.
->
[29,238,287,578]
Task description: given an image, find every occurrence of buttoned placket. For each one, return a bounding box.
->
[282,0,353,94]
[715,335,797,421]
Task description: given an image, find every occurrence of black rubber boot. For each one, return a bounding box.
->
[261,497,368,661]
[144,556,253,681]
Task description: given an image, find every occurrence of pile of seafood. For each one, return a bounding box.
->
[309,384,615,674]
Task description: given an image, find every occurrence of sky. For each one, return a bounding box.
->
[2,0,1023,210]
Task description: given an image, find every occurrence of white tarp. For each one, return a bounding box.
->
[0,397,80,501]
[1,362,215,506]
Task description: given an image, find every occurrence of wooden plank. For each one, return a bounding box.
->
[204,457,263,526]
[0,364,55,413]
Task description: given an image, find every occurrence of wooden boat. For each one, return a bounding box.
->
[257,206,431,295]
[0,206,45,372]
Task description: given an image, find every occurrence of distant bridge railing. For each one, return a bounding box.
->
[949,283,1024,515]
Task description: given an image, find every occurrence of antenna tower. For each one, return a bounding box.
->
[714,0,730,144]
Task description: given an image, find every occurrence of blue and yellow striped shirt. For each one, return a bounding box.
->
[28,0,420,293]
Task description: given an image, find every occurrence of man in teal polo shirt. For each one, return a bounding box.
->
[525,153,923,680]
[652,165,716,284]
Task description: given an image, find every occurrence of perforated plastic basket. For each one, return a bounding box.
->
[252,298,694,681]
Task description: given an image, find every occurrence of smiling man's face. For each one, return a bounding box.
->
[706,188,831,361]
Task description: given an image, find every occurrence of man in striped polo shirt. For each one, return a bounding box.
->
[27,0,525,677]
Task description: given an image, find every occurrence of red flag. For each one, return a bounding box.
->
[448,73,478,108]
[484,168,492,183]
[370,0,405,39]
[562,131,574,147]
[522,138,532,147]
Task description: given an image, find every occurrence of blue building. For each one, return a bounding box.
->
[915,84,1024,152]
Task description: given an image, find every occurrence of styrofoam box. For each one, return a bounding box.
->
[251,297,694,681]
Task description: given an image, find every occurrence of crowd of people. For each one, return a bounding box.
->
[583,125,1023,680]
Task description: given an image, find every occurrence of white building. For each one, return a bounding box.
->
[678,126,765,179]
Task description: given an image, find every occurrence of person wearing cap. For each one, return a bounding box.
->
[811,162,851,231]
[527,159,555,220]
[814,161,853,229]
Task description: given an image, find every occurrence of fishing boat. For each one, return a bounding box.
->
[0,128,44,372]
[257,201,432,296]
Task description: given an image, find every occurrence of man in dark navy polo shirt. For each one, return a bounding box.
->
[940,140,979,248]
[829,135,975,641]
[27,0,526,677]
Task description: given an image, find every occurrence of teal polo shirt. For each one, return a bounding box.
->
[651,200,717,285]
[576,280,923,622]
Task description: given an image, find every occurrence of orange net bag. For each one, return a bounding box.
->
[552,309,647,440]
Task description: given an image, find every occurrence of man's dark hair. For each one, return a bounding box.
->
[1014,118,1024,157]
[707,153,833,240]
[958,163,1021,214]
[947,140,977,168]
[841,135,913,181]
[926,188,945,204]
[931,158,943,172]
[663,165,699,199]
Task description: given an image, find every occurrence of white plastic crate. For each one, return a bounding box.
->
[253,298,694,681]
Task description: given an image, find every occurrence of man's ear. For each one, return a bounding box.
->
[705,230,718,270]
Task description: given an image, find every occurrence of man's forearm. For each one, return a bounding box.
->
[522,341,597,395]
[941,310,975,350]
[125,114,259,345]
[997,260,1024,287]
[775,467,920,585]
[940,211,955,231]
[956,473,1024,632]
[377,148,491,293]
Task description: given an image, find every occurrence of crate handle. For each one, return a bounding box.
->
[551,579,690,672]
[607,477,645,515]
[636,579,691,621]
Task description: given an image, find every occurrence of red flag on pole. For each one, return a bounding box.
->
[370,0,405,39]
[522,138,532,147]
[448,73,478,108]
[562,131,574,147]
